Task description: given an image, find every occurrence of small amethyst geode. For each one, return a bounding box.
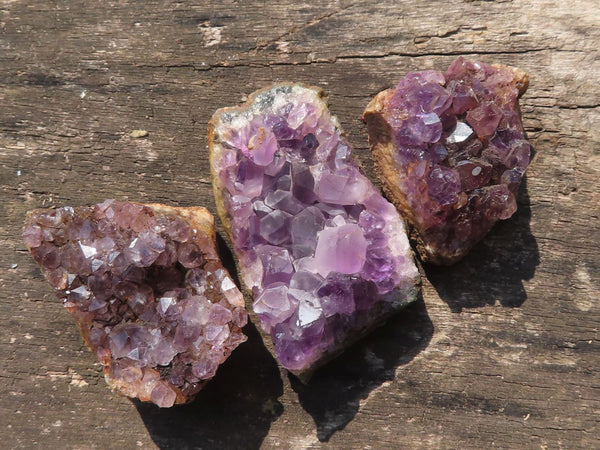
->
[23,201,247,407]
[363,57,531,264]
[209,84,420,376]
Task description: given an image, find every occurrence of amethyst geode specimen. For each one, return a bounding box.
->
[23,201,247,407]
[363,57,531,264]
[209,84,420,376]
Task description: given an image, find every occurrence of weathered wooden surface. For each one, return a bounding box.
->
[1,0,599,448]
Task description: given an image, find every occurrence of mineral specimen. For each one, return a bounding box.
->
[209,84,420,376]
[363,57,531,264]
[23,201,247,407]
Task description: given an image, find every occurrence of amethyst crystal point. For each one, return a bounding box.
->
[209,84,420,376]
[363,57,531,264]
[23,201,247,407]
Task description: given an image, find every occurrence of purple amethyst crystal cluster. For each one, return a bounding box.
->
[364,57,531,264]
[23,201,247,407]
[210,84,420,375]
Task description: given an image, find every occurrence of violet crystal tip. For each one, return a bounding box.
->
[363,57,531,265]
[23,201,248,407]
[209,83,420,376]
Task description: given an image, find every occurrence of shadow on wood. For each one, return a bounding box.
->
[425,176,539,311]
[134,321,283,450]
[289,297,433,441]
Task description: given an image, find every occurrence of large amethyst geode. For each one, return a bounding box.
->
[209,84,420,376]
[363,57,531,264]
[23,201,247,407]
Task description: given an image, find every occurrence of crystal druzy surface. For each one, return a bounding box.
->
[209,84,419,375]
[364,57,531,264]
[23,201,247,407]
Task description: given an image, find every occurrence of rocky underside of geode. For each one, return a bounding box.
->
[363,57,531,265]
[209,84,420,376]
[23,201,247,407]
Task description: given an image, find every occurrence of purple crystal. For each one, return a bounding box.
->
[364,57,531,264]
[23,201,247,406]
[290,206,325,258]
[253,283,296,330]
[210,84,419,375]
[256,245,295,285]
[313,224,368,276]
[259,209,292,245]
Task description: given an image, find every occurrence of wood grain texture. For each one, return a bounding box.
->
[1,0,598,448]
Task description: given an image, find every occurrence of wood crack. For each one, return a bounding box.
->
[251,1,361,53]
